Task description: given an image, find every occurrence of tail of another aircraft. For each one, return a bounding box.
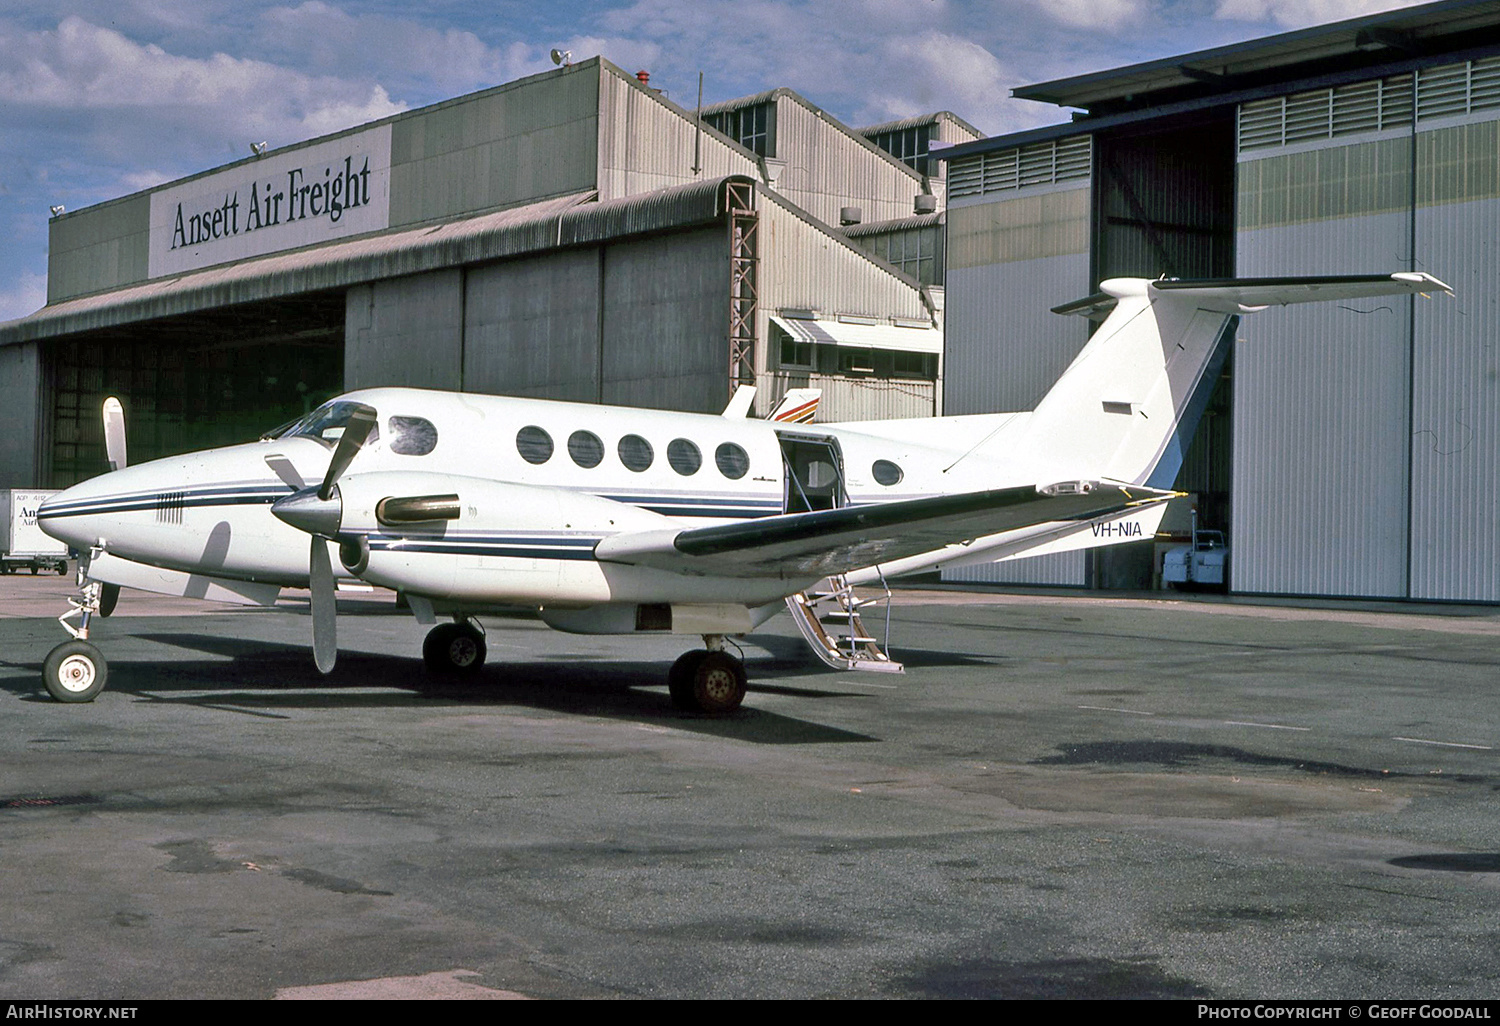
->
[995,274,1448,487]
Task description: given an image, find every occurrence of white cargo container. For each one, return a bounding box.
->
[1,489,68,575]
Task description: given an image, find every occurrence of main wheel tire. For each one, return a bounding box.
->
[690,651,747,714]
[667,651,708,710]
[43,641,108,703]
[422,622,486,676]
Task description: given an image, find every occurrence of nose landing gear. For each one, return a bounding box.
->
[42,547,110,703]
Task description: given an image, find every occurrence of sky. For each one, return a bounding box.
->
[0,0,1431,321]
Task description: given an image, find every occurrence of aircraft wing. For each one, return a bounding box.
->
[594,481,1173,579]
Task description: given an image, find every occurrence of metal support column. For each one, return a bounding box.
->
[725,179,759,397]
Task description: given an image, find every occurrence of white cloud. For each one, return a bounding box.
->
[564,35,664,79]
[258,3,539,97]
[1038,0,1150,30]
[864,31,1049,135]
[119,169,173,193]
[1215,0,1427,29]
[0,15,407,161]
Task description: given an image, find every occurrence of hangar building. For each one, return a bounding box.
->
[0,58,978,490]
[939,0,1500,603]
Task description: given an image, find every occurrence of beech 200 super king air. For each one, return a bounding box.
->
[35,273,1449,713]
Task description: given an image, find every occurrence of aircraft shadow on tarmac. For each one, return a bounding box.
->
[2,632,880,746]
[747,631,998,671]
[1388,853,1500,873]
[1033,739,1491,785]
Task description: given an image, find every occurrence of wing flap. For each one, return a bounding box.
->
[595,481,1175,579]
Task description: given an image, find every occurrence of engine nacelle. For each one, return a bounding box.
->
[330,471,672,604]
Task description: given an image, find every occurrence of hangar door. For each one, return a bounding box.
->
[44,293,344,487]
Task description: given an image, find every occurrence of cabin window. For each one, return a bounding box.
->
[568,430,605,468]
[667,439,702,476]
[872,459,903,486]
[715,442,749,480]
[618,434,654,472]
[388,416,438,456]
[516,426,554,465]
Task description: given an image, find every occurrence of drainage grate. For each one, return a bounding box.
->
[2,795,101,809]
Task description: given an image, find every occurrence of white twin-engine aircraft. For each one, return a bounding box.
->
[35,273,1448,712]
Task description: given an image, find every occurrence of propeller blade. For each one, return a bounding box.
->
[318,404,378,501]
[310,537,337,674]
[265,453,306,490]
[103,397,127,471]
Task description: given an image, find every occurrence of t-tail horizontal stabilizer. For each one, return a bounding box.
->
[1006,272,1452,491]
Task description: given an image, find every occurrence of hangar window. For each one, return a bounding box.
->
[388,416,438,456]
[276,401,380,448]
[872,460,903,486]
[618,434,654,472]
[715,442,749,480]
[568,430,605,469]
[516,426,554,465]
[667,439,702,476]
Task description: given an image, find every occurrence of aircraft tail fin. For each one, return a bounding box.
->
[995,273,1449,488]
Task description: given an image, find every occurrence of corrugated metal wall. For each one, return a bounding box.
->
[755,370,934,421]
[1233,216,1414,597]
[1233,68,1500,601]
[46,196,150,304]
[759,193,929,320]
[346,269,465,390]
[600,229,728,412]
[596,72,761,200]
[770,96,923,227]
[939,181,1093,586]
[464,250,603,402]
[1409,116,1500,602]
[388,63,600,228]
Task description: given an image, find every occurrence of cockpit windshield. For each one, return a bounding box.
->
[262,401,381,448]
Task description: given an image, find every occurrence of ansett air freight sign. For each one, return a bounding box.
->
[148,124,392,278]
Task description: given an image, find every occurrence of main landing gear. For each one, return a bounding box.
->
[41,547,111,703]
[422,618,487,676]
[667,635,748,714]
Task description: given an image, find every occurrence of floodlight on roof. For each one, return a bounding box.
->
[550,48,572,68]
[250,141,268,157]
[49,205,65,217]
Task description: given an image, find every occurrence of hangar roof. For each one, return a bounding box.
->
[1016,0,1500,114]
[0,177,754,347]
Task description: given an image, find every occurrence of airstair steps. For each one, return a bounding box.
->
[785,574,903,673]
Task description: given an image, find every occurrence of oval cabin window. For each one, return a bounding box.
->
[568,430,605,468]
[516,426,554,465]
[715,442,750,480]
[618,434,654,472]
[872,459,903,486]
[667,439,702,476]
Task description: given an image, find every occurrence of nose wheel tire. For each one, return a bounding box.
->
[43,641,108,703]
[423,622,487,676]
[668,650,747,714]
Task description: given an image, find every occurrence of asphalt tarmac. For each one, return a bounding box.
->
[2,573,1499,1000]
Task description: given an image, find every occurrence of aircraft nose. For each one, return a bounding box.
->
[36,480,112,550]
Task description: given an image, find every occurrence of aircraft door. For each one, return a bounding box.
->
[777,434,845,514]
